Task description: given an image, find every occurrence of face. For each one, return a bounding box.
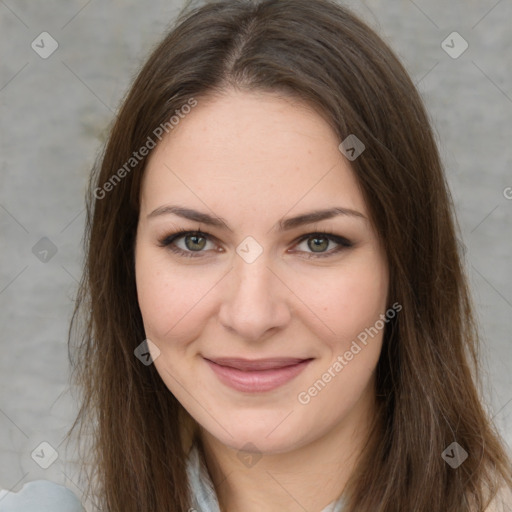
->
[135,90,389,455]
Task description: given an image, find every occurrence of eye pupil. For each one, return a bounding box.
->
[185,234,206,251]
[308,236,328,252]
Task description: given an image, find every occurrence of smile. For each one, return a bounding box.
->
[203,357,313,393]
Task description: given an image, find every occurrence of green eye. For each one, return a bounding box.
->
[294,233,353,259]
[159,230,214,258]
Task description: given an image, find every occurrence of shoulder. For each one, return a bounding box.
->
[0,480,83,512]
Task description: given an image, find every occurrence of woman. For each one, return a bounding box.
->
[65,0,512,510]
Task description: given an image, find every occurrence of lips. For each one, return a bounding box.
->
[205,357,310,371]
[203,356,313,392]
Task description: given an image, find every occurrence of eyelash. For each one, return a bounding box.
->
[157,228,353,259]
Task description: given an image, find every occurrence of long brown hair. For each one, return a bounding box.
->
[68,0,512,510]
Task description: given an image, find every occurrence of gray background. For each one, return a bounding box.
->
[1,0,511,509]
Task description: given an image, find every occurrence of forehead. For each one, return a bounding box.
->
[140,90,367,219]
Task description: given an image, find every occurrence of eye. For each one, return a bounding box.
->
[292,232,353,259]
[158,229,220,258]
[158,229,353,259]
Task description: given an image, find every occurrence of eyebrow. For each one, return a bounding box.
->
[147,205,366,231]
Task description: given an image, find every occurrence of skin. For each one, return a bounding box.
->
[135,89,389,512]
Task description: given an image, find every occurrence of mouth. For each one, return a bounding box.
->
[203,356,313,393]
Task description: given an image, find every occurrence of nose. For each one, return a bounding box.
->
[218,253,291,342]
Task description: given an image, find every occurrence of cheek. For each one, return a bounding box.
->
[294,261,387,423]
[135,245,217,344]
[296,255,388,349]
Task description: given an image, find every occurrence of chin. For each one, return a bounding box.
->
[201,417,313,455]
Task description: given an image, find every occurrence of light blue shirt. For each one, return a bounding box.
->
[0,481,84,512]
[186,443,346,512]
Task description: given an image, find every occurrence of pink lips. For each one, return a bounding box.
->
[204,357,312,393]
